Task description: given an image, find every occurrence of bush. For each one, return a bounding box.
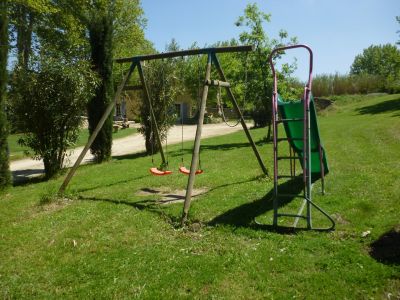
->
[9,58,98,178]
[312,73,385,97]
[251,108,268,128]
[138,58,181,155]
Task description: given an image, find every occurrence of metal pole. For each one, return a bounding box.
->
[211,53,268,175]
[306,88,312,229]
[137,61,167,166]
[58,62,137,194]
[318,144,325,195]
[181,53,212,225]
[272,76,279,227]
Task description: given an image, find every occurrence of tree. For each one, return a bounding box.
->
[58,0,147,163]
[86,12,114,162]
[9,0,57,68]
[10,58,98,178]
[397,16,400,45]
[235,3,297,134]
[350,44,400,93]
[10,4,35,69]
[0,0,11,189]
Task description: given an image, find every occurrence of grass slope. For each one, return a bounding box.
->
[0,94,399,299]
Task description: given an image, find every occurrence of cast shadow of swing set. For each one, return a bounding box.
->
[209,175,319,233]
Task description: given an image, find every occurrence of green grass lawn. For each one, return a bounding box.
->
[8,127,137,161]
[1,94,399,298]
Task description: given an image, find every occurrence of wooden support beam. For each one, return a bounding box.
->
[115,45,254,63]
[58,62,137,194]
[211,53,269,176]
[205,79,230,87]
[181,53,212,225]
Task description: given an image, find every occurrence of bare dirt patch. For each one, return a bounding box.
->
[136,187,209,205]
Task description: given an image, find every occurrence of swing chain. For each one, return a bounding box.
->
[161,58,169,169]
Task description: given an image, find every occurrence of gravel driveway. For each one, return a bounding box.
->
[11,123,249,181]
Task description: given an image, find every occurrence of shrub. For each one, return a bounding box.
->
[138,58,181,155]
[312,73,385,97]
[9,58,98,178]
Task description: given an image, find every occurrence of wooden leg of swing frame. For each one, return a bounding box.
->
[181,54,212,226]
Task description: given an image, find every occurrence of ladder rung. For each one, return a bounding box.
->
[277,118,304,123]
[277,156,301,160]
[277,213,307,219]
[277,175,295,179]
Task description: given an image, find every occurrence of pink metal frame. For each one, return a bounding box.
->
[269,44,316,228]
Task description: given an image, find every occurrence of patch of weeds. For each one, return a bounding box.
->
[39,190,59,206]
[253,174,271,183]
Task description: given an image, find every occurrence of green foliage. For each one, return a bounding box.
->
[236,3,298,129]
[0,0,11,189]
[58,0,148,163]
[9,57,98,178]
[9,2,35,68]
[312,73,385,97]
[350,44,400,93]
[139,41,183,156]
[86,14,114,162]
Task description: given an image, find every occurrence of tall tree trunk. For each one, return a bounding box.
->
[14,5,34,69]
[0,0,11,189]
[87,15,114,162]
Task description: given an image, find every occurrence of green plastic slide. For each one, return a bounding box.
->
[278,95,329,180]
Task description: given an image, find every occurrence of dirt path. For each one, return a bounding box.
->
[11,123,249,181]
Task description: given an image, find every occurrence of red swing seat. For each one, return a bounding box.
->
[179,166,203,175]
[149,167,172,176]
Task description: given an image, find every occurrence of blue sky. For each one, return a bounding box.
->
[141,0,399,80]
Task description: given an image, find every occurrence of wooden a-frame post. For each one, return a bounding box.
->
[58,60,167,194]
[181,52,268,225]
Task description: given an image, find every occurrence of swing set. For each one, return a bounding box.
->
[58,45,268,225]
[57,44,333,230]
[145,55,204,176]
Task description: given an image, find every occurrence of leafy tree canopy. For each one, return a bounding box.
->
[350,44,400,79]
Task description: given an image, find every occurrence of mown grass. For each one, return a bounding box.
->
[7,127,137,161]
[0,94,399,299]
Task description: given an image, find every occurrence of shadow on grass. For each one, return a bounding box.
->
[75,177,261,229]
[75,174,313,234]
[11,169,57,187]
[12,169,45,185]
[370,226,400,265]
[76,177,256,211]
[74,175,148,194]
[112,151,148,161]
[77,195,156,211]
[208,176,304,233]
[356,97,400,116]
